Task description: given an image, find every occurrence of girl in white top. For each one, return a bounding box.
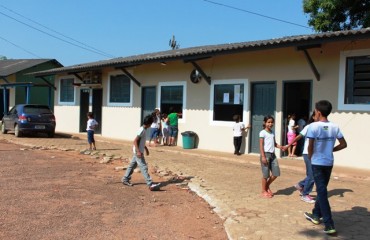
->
[287,113,298,157]
[259,115,283,198]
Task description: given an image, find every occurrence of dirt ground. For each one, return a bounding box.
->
[0,140,228,240]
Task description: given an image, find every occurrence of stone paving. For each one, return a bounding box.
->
[1,132,370,240]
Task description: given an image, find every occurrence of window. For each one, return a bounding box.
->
[339,49,370,111]
[345,56,370,104]
[108,74,132,106]
[59,78,74,103]
[210,79,248,123]
[158,81,186,121]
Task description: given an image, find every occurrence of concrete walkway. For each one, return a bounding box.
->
[1,132,369,240]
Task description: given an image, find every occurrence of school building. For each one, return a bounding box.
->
[31,28,370,170]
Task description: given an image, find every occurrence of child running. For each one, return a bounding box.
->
[259,115,283,198]
[121,115,161,191]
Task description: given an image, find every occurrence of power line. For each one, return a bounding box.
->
[202,0,313,30]
[0,35,42,58]
[0,7,116,59]
[0,4,115,58]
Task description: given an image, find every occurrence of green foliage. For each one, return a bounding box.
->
[303,0,370,32]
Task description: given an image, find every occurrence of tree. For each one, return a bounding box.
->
[303,0,370,32]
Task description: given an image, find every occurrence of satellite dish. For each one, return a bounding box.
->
[190,69,202,83]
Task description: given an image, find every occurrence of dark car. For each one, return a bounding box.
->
[1,104,56,138]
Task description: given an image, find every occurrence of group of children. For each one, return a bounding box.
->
[148,108,180,147]
[87,99,347,235]
[258,100,347,235]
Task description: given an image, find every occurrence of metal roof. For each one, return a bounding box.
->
[31,28,370,76]
[0,59,62,77]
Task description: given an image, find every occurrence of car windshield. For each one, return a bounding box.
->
[23,106,52,115]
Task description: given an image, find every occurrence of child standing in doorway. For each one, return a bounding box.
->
[259,115,283,198]
[287,113,298,157]
[232,114,250,155]
[86,112,98,150]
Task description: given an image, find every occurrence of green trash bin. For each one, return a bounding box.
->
[181,131,196,149]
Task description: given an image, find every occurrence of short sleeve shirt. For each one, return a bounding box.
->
[168,113,178,126]
[133,126,146,154]
[299,124,309,154]
[86,119,98,131]
[259,129,275,153]
[233,122,245,137]
[288,119,295,133]
[307,121,344,166]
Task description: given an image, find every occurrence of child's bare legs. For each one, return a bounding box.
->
[261,177,272,198]
[266,175,277,196]
[288,146,292,157]
[262,176,277,198]
[291,145,297,157]
[92,142,96,150]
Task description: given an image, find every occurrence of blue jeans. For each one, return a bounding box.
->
[122,154,153,186]
[298,154,315,195]
[312,164,334,228]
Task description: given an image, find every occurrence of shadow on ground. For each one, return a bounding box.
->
[299,206,370,239]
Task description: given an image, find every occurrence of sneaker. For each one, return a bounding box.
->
[304,212,320,225]
[149,183,161,191]
[294,184,303,196]
[324,226,337,235]
[301,195,315,203]
[122,180,133,186]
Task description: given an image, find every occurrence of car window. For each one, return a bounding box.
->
[23,106,52,115]
[9,107,17,115]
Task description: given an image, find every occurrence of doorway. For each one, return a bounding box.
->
[141,86,156,123]
[79,89,102,134]
[282,81,312,156]
[250,82,276,153]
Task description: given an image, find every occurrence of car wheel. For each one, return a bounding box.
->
[14,124,22,137]
[1,122,7,134]
[47,131,55,138]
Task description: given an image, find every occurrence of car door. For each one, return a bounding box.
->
[3,107,17,130]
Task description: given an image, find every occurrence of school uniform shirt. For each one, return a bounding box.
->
[233,122,245,137]
[298,124,310,154]
[259,129,275,153]
[306,121,344,166]
[133,126,146,154]
[86,119,98,131]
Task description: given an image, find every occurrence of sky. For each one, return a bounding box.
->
[0,0,315,67]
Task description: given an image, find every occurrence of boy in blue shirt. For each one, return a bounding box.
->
[304,100,347,235]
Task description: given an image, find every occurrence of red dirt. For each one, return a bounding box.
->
[0,140,228,240]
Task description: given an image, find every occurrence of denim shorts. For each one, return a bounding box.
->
[87,130,95,144]
[150,128,160,139]
[260,152,280,178]
[169,126,178,137]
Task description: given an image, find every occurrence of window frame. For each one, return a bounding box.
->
[107,71,133,107]
[158,81,187,123]
[210,79,249,126]
[58,76,76,105]
[338,49,370,111]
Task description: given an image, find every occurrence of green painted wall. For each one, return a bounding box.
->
[15,61,59,110]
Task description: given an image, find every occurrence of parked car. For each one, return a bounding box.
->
[1,104,56,138]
